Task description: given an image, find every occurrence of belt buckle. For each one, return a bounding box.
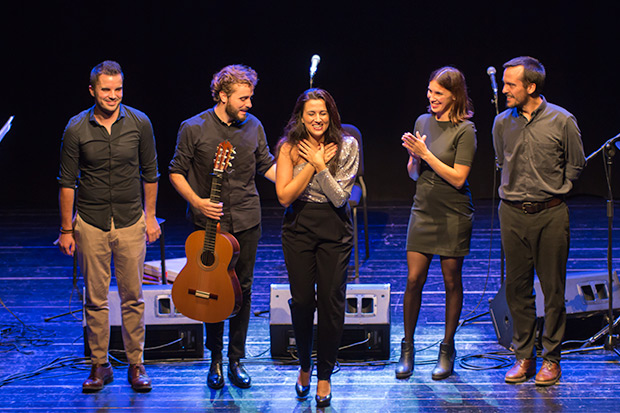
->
[521,202,533,214]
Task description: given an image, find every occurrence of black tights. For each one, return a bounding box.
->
[402,251,464,344]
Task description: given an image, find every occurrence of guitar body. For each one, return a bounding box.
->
[171,229,242,323]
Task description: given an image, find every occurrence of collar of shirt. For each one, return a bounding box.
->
[87,104,127,126]
[211,106,247,128]
[512,95,548,123]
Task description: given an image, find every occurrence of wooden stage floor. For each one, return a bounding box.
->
[1,197,619,412]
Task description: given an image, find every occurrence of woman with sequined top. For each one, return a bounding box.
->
[275,88,359,408]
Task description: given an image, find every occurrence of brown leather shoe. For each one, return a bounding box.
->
[505,358,536,384]
[128,363,152,392]
[535,360,561,386]
[82,363,114,393]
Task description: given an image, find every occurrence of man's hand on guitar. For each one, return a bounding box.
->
[196,198,223,220]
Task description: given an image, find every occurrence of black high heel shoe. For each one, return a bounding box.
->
[315,380,331,408]
[316,392,331,408]
[295,363,313,399]
[295,380,310,399]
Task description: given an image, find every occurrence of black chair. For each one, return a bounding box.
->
[342,124,369,279]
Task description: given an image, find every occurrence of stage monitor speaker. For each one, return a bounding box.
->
[269,283,391,360]
[83,284,204,360]
[489,281,513,350]
[490,270,619,349]
[535,270,620,317]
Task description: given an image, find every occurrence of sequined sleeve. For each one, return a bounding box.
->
[294,135,360,207]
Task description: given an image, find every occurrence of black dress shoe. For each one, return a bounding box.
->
[228,360,251,388]
[207,360,224,390]
[82,363,114,393]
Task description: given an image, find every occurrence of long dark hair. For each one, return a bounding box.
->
[277,88,344,175]
[428,66,474,124]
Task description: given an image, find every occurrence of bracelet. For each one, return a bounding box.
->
[60,228,74,234]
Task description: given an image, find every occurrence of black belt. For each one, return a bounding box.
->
[502,198,563,214]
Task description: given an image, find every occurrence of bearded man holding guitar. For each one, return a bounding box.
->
[169,64,276,390]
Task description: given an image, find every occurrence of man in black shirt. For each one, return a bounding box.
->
[58,60,161,393]
[493,56,585,386]
[169,64,275,389]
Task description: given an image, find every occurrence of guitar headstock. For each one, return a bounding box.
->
[213,141,235,173]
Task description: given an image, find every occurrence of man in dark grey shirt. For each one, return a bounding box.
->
[493,56,585,387]
[169,64,275,390]
[58,60,160,392]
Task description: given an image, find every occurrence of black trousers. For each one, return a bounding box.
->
[201,224,261,361]
[499,201,569,363]
[282,201,353,381]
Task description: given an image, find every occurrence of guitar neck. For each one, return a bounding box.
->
[203,171,223,252]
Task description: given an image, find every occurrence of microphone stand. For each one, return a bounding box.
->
[489,84,504,283]
[568,133,620,356]
[491,88,499,119]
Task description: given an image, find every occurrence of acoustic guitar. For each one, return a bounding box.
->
[171,141,242,323]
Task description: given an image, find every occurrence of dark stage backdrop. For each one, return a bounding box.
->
[1,2,619,211]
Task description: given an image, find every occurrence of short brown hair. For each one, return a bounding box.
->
[503,56,546,96]
[210,64,258,103]
[90,60,123,87]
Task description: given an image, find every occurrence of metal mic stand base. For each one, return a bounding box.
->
[562,313,620,356]
[604,334,620,355]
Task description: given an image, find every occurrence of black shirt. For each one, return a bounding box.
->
[168,108,275,233]
[58,104,160,230]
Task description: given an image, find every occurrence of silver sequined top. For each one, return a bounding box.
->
[293,135,359,207]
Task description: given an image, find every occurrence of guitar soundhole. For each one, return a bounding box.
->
[201,250,216,267]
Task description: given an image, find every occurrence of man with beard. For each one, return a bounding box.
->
[169,64,276,390]
[493,56,585,386]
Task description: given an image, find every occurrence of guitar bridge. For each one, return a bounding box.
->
[188,289,219,300]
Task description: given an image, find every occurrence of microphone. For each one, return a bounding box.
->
[487,66,499,115]
[487,66,498,93]
[310,54,321,78]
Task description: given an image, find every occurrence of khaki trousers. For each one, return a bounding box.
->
[75,214,146,364]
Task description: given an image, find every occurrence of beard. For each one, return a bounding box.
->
[225,101,248,123]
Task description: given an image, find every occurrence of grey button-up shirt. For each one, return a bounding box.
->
[492,96,585,201]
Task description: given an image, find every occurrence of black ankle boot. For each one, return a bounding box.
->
[395,338,414,379]
[432,342,456,380]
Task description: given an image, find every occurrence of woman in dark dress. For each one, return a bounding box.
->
[395,67,476,380]
[275,89,359,407]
